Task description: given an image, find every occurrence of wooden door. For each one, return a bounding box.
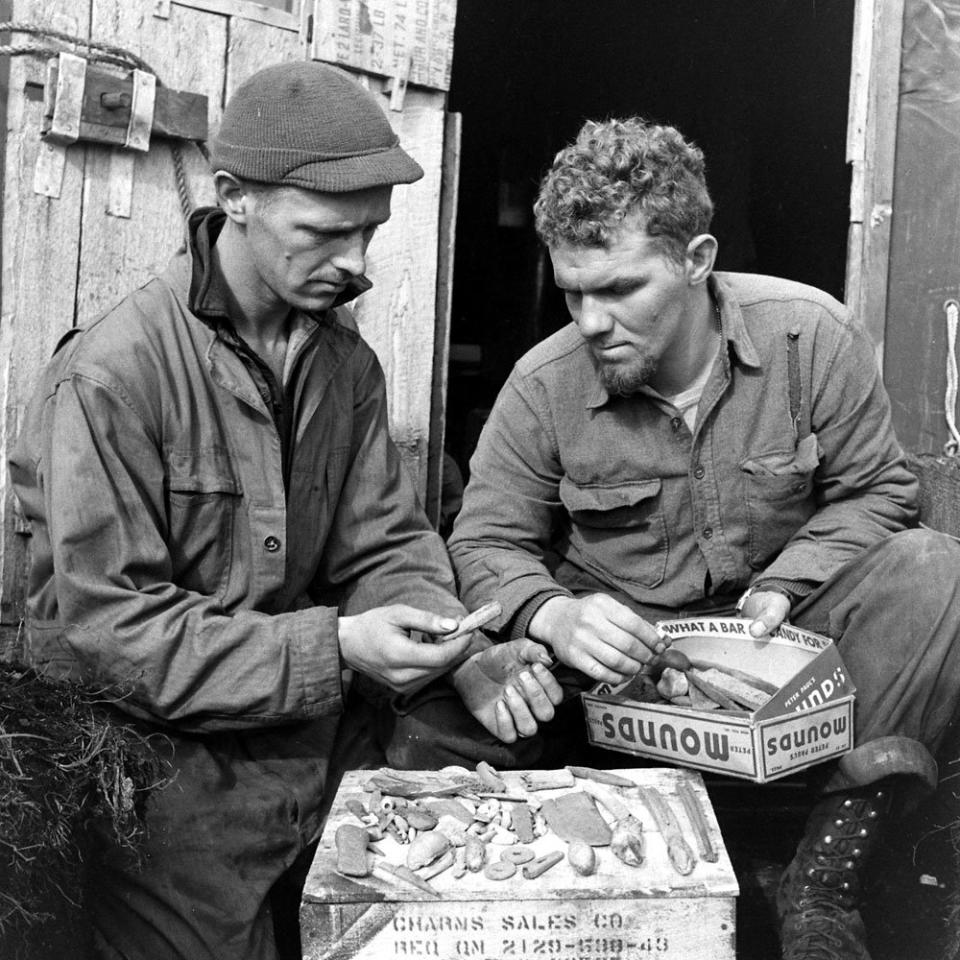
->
[844,0,904,361]
[0,0,458,653]
[845,0,960,456]
[880,0,960,454]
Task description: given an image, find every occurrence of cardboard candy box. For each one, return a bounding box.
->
[581,617,856,783]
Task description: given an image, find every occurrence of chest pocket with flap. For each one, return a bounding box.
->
[739,432,820,569]
[164,445,243,597]
[558,476,667,588]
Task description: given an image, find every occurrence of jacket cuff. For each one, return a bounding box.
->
[292,606,344,717]
[747,577,818,605]
[509,590,572,641]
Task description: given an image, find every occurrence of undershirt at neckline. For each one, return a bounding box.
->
[648,346,719,431]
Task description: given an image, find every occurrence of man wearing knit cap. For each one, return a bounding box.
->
[9,60,561,960]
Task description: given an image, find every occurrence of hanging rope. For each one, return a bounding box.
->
[169,144,191,222]
[0,21,202,221]
[0,22,156,74]
[944,299,960,456]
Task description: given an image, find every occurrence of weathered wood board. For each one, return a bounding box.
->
[844,0,904,363]
[312,0,457,90]
[883,0,960,453]
[302,768,738,960]
[75,2,223,325]
[425,109,460,526]
[344,81,447,495]
[170,0,302,32]
[226,14,307,96]
[0,6,91,643]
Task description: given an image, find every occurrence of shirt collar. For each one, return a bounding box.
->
[710,272,761,370]
[584,271,761,410]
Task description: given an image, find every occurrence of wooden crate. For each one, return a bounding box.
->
[301,768,738,960]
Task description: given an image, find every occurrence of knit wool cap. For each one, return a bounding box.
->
[209,60,424,192]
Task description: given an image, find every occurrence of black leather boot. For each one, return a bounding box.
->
[777,783,891,959]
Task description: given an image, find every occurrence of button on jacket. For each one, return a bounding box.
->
[448,271,917,636]
[9,208,462,731]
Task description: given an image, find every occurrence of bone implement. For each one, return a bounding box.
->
[578,780,645,867]
[566,765,637,788]
[636,786,696,876]
[440,600,503,641]
[677,779,719,863]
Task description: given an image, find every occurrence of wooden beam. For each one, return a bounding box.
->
[41,61,209,146]
[0,1,11,315]
[844,0,905,363]
[171,0,300,32]
[0,5,14,656]
[426,110,461,528]
[344,83,447,502]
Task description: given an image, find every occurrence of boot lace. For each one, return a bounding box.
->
[779,791,884,960]
[793,795,881,912]
[782,912,869,960]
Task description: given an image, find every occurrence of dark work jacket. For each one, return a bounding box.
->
[9,211,462,732]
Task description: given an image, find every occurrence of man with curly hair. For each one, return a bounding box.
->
[443,117,960,959]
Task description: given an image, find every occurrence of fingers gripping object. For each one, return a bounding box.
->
[440,601,503,641]
[821,736,938,797]
[646,648,692,681]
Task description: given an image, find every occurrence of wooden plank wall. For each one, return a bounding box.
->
[75,3,225,325]
[310,0,457,503]
[882,0,960,454]
[844,0,904,364]
[312,0,456,92]
[0,4,92,643]
[347,81,446,491]
[0,0,456,652]
[425,110,460,527]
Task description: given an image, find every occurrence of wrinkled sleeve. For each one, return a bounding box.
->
[447,370,573,635]
[35,373,342,732]
[756,321,918,586]
[318,351,465,621]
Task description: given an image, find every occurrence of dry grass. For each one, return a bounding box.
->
[0,663,170,937]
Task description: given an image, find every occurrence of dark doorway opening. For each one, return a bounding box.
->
[444,0,855,477]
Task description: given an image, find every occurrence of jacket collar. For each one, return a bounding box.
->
[185,206,373,325]
[585,271,761,409]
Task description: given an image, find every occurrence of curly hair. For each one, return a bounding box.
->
[533,117,714,263]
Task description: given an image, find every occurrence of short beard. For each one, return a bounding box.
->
[597,355,658,397]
